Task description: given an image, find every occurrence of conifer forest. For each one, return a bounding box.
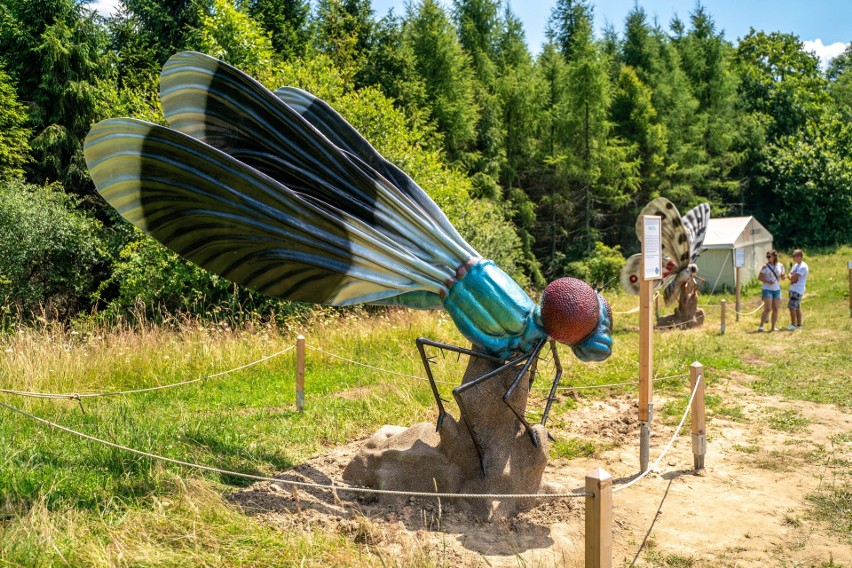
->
[1,0,851,323]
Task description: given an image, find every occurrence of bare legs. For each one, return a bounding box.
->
[789,306,802,327]
[759,296,782,330]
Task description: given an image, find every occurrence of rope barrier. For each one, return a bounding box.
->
[305,345,456,385]
[655,318,704,330]
[0,345,295,400]
[613,373,702,493]
[613,306,640,315]
[734,304,766,316]
[0,400,589,500]
[533,372,689,392]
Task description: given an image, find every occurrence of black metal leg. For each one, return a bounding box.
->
[416,337,555,474]
[450,346,543,472]
[499,337,548,446]
[416,338,447,430]
[540,340,563,428]
[416,337,502,432]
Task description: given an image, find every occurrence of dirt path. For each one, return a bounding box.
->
[232,374,852,567]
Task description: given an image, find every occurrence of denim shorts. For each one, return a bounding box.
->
[762,289,781,300]
[788,290,802,309]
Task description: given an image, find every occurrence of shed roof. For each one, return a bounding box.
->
[702,216,772,249]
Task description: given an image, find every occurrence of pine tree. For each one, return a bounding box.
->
[546,0,593,60]
[453,0,504,187]
[671,6,741,205]
[313,0,374,80]
[403,0,478,161]
[0,0,115,196]
[0,66,31,179]
[243,0,310,61]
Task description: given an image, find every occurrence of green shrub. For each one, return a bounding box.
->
[564,242,626,288]
[96,232,305,323]
[0,180,106,321]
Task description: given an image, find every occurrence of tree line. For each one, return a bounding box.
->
[0,0,850,323]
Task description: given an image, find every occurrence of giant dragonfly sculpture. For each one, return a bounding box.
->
[85,52,614,472]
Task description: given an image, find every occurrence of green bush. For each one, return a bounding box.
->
[0,180,106,321]
[563,242,626,288]
[97,232,305,323]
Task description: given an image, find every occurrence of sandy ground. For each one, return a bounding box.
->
[231,371,852,567]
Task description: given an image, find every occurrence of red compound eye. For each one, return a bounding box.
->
[540,277,601,346]
[629,275,638,283]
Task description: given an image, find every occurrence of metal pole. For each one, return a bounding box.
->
[690,362,706,470]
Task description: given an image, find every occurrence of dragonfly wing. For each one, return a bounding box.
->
[273,85,476,257]
[158,51,476,277]
[84,118,449,306]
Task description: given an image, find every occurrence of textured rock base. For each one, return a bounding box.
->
[657,285,705,329]
[342,356,552,518]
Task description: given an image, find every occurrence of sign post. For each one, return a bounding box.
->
[735,248,745,322]
[640,216,662,473]
[848,261,852,318]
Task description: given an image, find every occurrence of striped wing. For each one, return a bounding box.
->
[272,85,472,253]
[157,52,474,293]
[633,197,690,271]
[660,274,682,306]
[682,203,711,263]
[84,118,452,306]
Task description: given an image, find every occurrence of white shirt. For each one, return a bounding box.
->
[760,262,785,291]
[789,261,809,295]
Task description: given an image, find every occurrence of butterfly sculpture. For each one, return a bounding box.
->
[85,52,614,470]
[619,197,711,306]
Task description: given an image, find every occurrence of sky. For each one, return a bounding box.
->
[372,0,851,66]
[89,0,850,67]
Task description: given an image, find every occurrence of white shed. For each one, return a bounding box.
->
[696,216,774,293]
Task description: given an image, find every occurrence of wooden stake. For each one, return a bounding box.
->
[690,362,706,470]
[720,299,727,335]
[848,266,852,318]
[585,468,613,568]
[296,335,305,411]
[735,266,741,322]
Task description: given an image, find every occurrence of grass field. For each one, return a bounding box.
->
[1,246,851,566]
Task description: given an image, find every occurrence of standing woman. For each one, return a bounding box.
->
[758,249,785,332]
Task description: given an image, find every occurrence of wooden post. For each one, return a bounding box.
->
[639,278,653,472]
[690,362,706,470]
[296,335,305,411]
[639,215,660,473]
[720,299,727,335]
[585,468,613,568]
[735,266,741,322]
[848,264,852,318]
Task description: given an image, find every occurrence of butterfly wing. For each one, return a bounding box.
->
[682,203,711,263]
[619,253,643,295]
[634,197,690,270]
[84,118,451,306]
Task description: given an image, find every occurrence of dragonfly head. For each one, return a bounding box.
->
[540,278,613,362]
